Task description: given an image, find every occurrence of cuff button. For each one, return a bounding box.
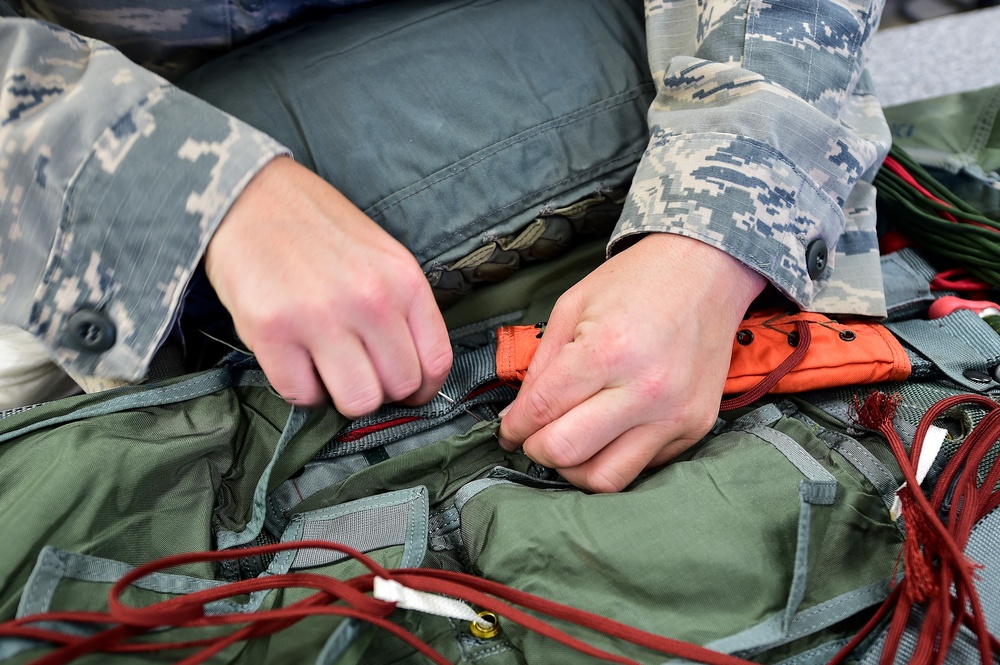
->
[806,239,828,280]
[66,309,117,352]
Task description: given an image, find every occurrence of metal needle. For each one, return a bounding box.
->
[437,390,484,422]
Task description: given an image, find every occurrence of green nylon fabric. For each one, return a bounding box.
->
[0,366,904,664]
[885,85,1000,178]
[0,368,347,625]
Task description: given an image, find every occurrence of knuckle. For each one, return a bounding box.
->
[252,308,298,344]
[418,344,453,388]
[335,385,384,419]
[691,408,719,438]
[350,285,392,321]
[527,430,580,470]
[583,467,631,494]
[522,389,561,428]
[425,344,454,378]
[385,372,422,402]
[670,400,718,438]
[274,380,327,409]
[396,263,430,293]
[589,331,634,372]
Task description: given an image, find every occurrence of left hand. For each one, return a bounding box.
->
[497,233,766,492]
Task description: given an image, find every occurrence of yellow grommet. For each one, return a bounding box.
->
[469,611,501,639]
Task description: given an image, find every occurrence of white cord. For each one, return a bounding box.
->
[373,577,491,629]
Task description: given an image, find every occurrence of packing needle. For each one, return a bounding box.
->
[437,390,484,422]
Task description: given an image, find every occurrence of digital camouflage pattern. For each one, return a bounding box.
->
[613,0,891,316]
[0,17,287,381]
[0,0,890,386]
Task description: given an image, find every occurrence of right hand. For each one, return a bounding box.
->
[203,156,453,417]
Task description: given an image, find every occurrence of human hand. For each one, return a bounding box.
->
[497,233,767,492]
[203,157,453,417]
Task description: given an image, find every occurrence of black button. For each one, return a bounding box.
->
[806,239,828,280]
[963,368,992,384]
[66,309,116,352]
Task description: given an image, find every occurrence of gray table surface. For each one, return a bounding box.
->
[869,6,1000,107]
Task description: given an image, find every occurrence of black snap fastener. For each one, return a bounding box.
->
[963,368,992,384]
[736,330,754,345]
[839,330,856,342]
[787,331,800,347]
[238,0,264,10]
[806,239,828,280]
[992,365,1000,383]
[66,309,116,352]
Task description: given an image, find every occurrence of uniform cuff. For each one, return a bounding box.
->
[609,131,845,310]
[28,85,289,382]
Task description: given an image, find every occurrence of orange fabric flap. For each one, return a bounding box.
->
[495,310,912,395]
[496,324,546,384]
[725,310,911,395]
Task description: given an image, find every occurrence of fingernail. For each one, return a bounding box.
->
[498,404,512,419]
[497,436,516,452]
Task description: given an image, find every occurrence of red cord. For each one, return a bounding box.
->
[833,392,1000,665]
[930,268,993,295]
[720,319,811,411]
[4,539,759,665]
[6,388,1000,665]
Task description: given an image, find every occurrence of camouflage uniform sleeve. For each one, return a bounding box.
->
[612,0,893,317]
[0,18,288,382]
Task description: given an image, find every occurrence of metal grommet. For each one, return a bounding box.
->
[963,368,992,384]
[469,611,501,639]
[992,364,1000,383]
[839,330,856,342]
[787,331,800,347]
[736,330,754,345]
[66,309,117,352]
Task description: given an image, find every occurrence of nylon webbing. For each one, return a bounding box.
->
[317,341,514,457]
[886,309,1000,392]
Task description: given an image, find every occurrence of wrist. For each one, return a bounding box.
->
[633,232,767,313]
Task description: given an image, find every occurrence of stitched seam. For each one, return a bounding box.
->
[417,148,645,259]
[788,579,890,625]
[0,373,228,444]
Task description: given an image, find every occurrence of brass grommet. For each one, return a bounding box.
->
[469,611,501,639]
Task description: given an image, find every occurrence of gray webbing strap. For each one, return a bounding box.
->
[317,341,515,457]
[856,506,1000,664]
[880,249,934,319]
[886,309,1000,392]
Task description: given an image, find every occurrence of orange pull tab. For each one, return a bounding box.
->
[496,325,544,384]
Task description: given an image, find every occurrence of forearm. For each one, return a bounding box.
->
[0,18,288,382]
